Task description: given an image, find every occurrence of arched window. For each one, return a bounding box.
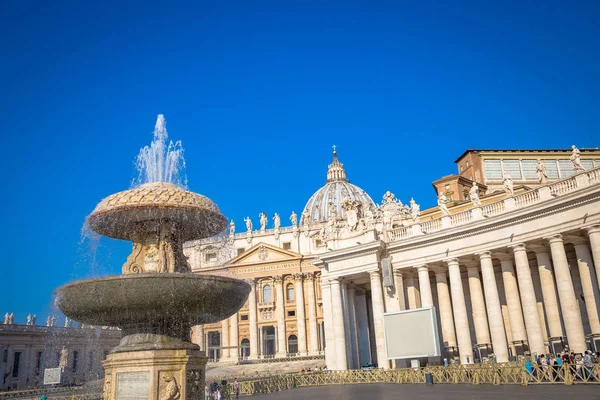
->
[286,283,295,301]
[263,284,272,302]
[241,339,250,360]
[288,335,298,354]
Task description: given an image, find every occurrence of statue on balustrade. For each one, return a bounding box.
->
[273,213,281,230]
[259,213,268,232]
[244,216,253,232]
[503,172,514,195]
[229,219,235,237]
[536,160,548,183]
[571,145,585,172]
[410,198,421,223]
[469,182,482,207]
[438,192,450,217]
[3,313,8,325]
[290,211,298,227]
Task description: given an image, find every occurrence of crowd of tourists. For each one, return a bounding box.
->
[206,377,240,400]
[524,350,599,381]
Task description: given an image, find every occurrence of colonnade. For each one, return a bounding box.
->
[321,225,600,370]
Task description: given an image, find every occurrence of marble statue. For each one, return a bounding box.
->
[244,217,252,232]
[410,198,420,222]
[503,172,514,195]
[46,315,51,326]
[9,313,13,324]
[438,192,450,217]
[290,211,298,227]
[27,314,32,325]
[59,345,68,370]
[3,313,8,324]
[65,317,70,327]
[571,145,585,172]
[229,220,235,237]
[259,212,268,232]
[469,182,482,207]
[382,191,396,204]
[328,201,337,221]
[273,213,280,230]
[342,199,360,231]
[32,315,36,325]
[301,210,310,226]
[536,160,548,183]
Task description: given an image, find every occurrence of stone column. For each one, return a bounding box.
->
[347,286,360,369]
[248,279,258,360]
[584,225,600,288]
[434,268,457,350]
[330,278,347,370]
[275,276,287,357]
[306,273,319,355]
[405,273,422,309]
[546,235,587,352]
[466,265,491,346]
[510,244,545,355]
[221,318,230,361]
[534,249,564,340]
[394,269,407,310]
[369,271,389,369]
[321,280,336,369]
[191,325,205,351]
[572,239,600,336]
[445,258,473,364]
[230,313,239,362]
[499,257,528,347]
[417,265,433,307]
[294,273,308,356]
[477,252,509,363]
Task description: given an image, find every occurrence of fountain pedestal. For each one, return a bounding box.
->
[103,348,207,400]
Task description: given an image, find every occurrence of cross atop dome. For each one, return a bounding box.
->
[327,146,348,183]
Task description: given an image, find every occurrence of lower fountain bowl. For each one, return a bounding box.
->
[55,273,251,329]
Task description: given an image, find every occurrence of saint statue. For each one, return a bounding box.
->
[571,145,585,172]
[46,315,52,326]
[290,211,298,227]
[244,217,252,232]
[536,160,548,183]
[273,213,281,230]
[301,210,310,226]
[229,219,235,237]
[328,201,337,221]
[65,317,70,327]
[438,192,450,217]
[51,316,56,326]
[259,212,268,231]
[32,315,37,326]
[503,172,514,195]
[3,313,8,325]
[410,198,421,222]
[59,346,69,371]
[469,182,482,207]
[8,313,13,324]
[27,314,32,325]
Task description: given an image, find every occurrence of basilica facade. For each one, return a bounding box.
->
[185,147,600,370]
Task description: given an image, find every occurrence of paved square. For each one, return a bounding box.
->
[251,384,600,400]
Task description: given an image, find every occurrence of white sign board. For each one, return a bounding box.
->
[383,306,441,359]
[43,368,62,385]
[116,372,150,400]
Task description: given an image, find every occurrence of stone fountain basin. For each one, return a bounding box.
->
[56,273,250,328]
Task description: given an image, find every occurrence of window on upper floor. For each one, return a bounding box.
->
[237,248,245,256]
[205,252,217,262]
[502,159,522,179]
[521,159,538,179]
[263,284,272,302]
[240,314,249,321]
[286,284,295,301]
[283,242,291,250]
[483,159,502,179]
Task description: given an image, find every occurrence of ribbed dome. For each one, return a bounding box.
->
[301,149,376,224]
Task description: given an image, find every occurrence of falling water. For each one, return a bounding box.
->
[134,114,187,187]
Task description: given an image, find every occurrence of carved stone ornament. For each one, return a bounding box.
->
[342,199,362,231]
[159,375,180,400]
[103,374,111,400]
[293,273,304,281]
[379,191,411,229]
[258,245,268,261]
[274,275,284,284]
[186,370,203,398]
[305,272,315,282]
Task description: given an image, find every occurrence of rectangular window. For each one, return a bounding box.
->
[502,159,522,179]
[205,253,217,262]
[35,352,43,376]
[483,159,502,179]
[521,160,538,179]
[581,159,594,170]
[287,310,296,317]
[282,242,291,250]
[558,159,574,178]
[544,160,559,178]
[72,350,78,373]
[240,314,249,321]
[236,248,245,256]
[315,239,322,247]
[12,352,21,378]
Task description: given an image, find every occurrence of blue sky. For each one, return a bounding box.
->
[1,1,599,323]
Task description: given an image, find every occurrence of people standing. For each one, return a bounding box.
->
[233,377,240,399]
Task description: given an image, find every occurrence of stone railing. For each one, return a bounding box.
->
[389,166,600,243]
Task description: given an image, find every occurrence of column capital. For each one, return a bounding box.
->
[443,258,460,266]
[416,265,429,273]
[392,268,403,277]
[475,251,492,260]
[369,270,382,279]
[293,273,304,281]
[583,224,600,235]
[544,234,563,244]
[274,275,284,284]
[508,242,527,252]
[305,272,315,282]
[330,277,342,285]
[249,278,257,287]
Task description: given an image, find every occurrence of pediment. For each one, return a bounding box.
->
[228,242,301,266]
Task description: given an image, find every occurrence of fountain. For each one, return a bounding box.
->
[56,115,250,400]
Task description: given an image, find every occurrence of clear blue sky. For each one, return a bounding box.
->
[1,1,598,324]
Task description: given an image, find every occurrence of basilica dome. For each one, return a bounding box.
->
[301,149,376,224]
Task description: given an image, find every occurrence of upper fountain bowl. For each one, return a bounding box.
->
[86,182,228,242]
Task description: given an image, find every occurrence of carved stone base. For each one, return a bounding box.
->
[102,348,207,400]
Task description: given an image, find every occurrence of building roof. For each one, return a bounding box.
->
[453,148,600,163]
